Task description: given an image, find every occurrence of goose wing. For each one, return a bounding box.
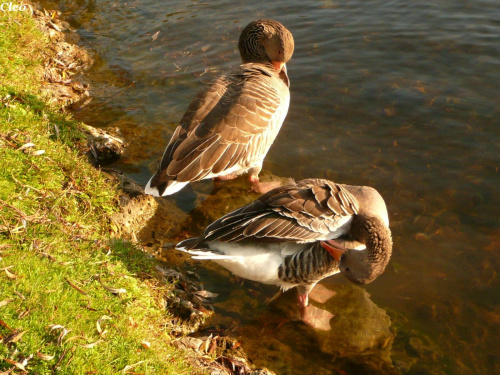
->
[149,65,287,188]
[188,179,359,246]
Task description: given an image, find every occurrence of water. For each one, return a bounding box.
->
[42,0,499,373]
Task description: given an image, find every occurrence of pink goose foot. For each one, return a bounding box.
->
[299,292,334,331]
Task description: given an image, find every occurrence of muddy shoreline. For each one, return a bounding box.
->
[29,2,275,374]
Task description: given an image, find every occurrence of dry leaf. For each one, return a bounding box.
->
[37,352,55,361]
[14,291,26,300]
[65,278,88,295]
[18,309,31,320]
[0,319,13,330]
[0,299,14,308]
[102,285,126,295]
[33,150,45,156]
[96,315,112,336]
[53,58,65,67]
[3,330,27,344]
[2,358,26,371]
[152,30,160,41]
[140,340,151,349]
[40,252,56,262]
[202,335,212,353]
[78,339,103,348]
[97,275,126,295]
[3,267,18,279]
[49,324,70,345]
[193,290,218,299]
[63,335,87,343]
[17,142,35,151]
[121,360,144,373]
[48,21,61,32]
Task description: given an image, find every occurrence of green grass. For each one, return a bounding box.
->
[0,10,198,374]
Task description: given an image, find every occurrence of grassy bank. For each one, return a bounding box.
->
[0,9,196,374]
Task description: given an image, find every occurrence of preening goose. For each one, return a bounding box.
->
[145,19,294,196]
[176,178,393,317]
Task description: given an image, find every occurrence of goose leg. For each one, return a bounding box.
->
[296,285,315,319]
[298,293,309,318]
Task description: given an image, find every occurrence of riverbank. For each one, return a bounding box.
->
[0,4,271,374]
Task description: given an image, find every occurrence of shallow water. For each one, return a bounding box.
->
[42,0,499,373]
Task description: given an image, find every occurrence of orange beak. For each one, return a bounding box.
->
[320,240,346,263]
[272,61,290,88]
[271,61,286,73]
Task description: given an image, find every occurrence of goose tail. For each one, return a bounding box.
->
[144,176,188,196]
[176,238,239,260]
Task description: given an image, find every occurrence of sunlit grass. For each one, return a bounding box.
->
[0,10,198,374]
[0,10,45,94]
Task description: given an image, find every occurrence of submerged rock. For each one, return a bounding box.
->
[315,284,393,358]
[249,282,397,374]
[311,284,395,373]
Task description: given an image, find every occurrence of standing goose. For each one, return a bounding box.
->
[145,20,294,196]
[176,178,393,317]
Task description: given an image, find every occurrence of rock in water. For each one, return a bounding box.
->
[314,284,395,372]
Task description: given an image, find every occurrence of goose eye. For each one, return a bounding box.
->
[345,267,351,272]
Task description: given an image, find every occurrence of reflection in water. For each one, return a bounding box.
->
[209,280,396,374]
[40,0,500,373]
[303,284,336,331]
[302,304,334,331]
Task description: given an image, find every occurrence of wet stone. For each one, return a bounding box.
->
[84,125,126,164]
[315,284,394,360]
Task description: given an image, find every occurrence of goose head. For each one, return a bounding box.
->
[238,19,294,86]
[324,185,393,285]
[339,217,392,285]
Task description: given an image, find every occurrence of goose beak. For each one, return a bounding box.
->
[320,240,346,263]
[271,61,289,88]
[271,61,285,72]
